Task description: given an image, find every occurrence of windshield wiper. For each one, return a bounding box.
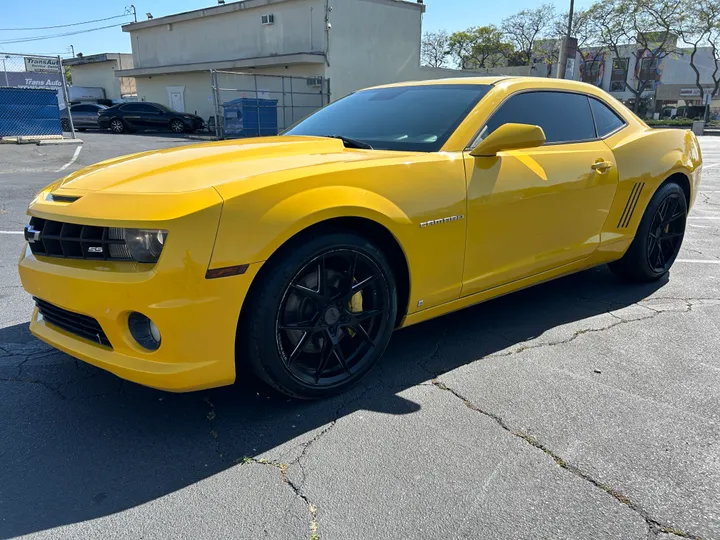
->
[322,134,373,150]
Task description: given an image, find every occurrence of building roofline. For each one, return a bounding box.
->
[64,53,131,66]
[122,0,423,32]
[115,52,325,77]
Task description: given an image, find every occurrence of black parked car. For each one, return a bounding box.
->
[60,103,108,132]
[98,102,205,134]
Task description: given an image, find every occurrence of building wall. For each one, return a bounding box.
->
[325,0,424,99]
[129,0,326,69]
[70,55,136,100]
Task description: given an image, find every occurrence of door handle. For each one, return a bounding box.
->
[591,160,613,172]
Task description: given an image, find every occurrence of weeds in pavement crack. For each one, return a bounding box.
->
[203,396,222,458]
[430,379,703,540]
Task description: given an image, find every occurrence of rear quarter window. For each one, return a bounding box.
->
[589,98,626,137]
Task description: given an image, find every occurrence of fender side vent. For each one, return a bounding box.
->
[617,182,645,228]
[47,193,81,203]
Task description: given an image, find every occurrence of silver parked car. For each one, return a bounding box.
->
[60,103,108,132]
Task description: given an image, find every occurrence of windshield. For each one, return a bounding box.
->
[284,84,492,152]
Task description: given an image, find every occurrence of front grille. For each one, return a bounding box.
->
[34,297,112,348]
[26,217,132,260]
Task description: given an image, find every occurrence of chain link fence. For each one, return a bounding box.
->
[0,53,75,141]
[210,70,330,140]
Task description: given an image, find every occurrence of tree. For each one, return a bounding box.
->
[589,0,683,113]
[556,8,608,84]
[448,26,511,69]
[675,0,720,118]
[501,4,556,66]
[63,65,72,85]
[421,31,451,68]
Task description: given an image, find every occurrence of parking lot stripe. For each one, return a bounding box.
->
[0,231,23,234]
[55,146,82,173]
[675,259,720,264]
[688,216,720,220]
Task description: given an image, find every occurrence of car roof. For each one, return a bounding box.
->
[367,76,607,94]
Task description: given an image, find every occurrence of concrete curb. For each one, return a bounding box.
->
[36,139,84,146]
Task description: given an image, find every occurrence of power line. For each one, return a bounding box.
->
[0,13,131,31]
[0,23,128,45]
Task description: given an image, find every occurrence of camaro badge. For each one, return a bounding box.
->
[420,215,465,228]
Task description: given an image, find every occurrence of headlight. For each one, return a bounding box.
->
[124,229,168,263]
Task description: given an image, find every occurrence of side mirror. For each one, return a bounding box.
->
[470,123,546,157]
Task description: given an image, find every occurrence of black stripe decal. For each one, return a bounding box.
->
[617,183,640,228]
[622,182,645,228]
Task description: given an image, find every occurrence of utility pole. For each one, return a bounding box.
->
[129,4,137,23]
[68,45,75,58]
[557,0,576,79]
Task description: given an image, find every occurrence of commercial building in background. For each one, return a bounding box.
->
[114,0,470,123]
[576,37,720,118]
[64,53,137,103]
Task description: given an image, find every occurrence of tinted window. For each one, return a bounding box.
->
[121,103,159,113]
[285,84,492,152]
[590,98,625,137]
[484,91,596,144]
[72,105,97,112]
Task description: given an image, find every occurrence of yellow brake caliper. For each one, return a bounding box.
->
[347,287,363,337]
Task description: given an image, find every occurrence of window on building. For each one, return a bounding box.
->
[610,81,626,93]
[482,91,597,144]
[261,14,275,25]
[589,98,625,137]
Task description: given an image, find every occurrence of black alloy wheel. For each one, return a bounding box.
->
[110,119,126,134]
[277,249,390,387]
[646,192,686,273]
[170,119,185,133]
[244,232,397,399]
[608,182,688,282]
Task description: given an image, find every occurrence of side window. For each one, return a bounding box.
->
[121,103,156,113]
[483,91,596,144]
[589,98,625,137]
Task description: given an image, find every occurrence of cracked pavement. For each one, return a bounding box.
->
[1,134,719,540]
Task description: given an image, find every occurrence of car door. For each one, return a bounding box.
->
[70,105,91,127]
[145,104,169,130]
[461,90,619,296]
[119,104,145,129]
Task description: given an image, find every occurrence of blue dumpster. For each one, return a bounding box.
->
[0,87,62,138]
[222,98,278,137]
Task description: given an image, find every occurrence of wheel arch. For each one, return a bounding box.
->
[660,171,691,205]
[238,215,411,331]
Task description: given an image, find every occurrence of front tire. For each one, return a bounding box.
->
[608,182,687,282]
[243,232,398,399]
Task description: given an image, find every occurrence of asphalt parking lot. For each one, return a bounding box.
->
[1,132,719,540]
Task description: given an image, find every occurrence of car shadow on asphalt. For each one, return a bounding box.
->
[0,265,668,538]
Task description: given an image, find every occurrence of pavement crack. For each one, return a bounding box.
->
[0,375,66,399]
[237,457,320,540]
[203,396,222,459]
[430,379,704,540]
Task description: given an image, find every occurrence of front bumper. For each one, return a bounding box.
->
[19,248,262,392]
[18,189,260,392]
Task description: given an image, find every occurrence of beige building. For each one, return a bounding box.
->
[65,53,136,101]
[115,0,476,125]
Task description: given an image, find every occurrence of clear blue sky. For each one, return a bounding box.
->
[0,0,595,58]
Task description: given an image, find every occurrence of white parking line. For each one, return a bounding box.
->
[676,259,720,264]
[688,216,720,220]
[703,163,720,169]
[0,231,23,235]
[55,146,82,173]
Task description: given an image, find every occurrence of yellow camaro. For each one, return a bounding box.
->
[18,77,702,398]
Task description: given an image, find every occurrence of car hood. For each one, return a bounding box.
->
[54,136,408,195]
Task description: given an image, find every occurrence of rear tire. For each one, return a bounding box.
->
[242,232,397,399]
[109,118,126,134]
[608,182,687,282]
[170,119,185,133]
